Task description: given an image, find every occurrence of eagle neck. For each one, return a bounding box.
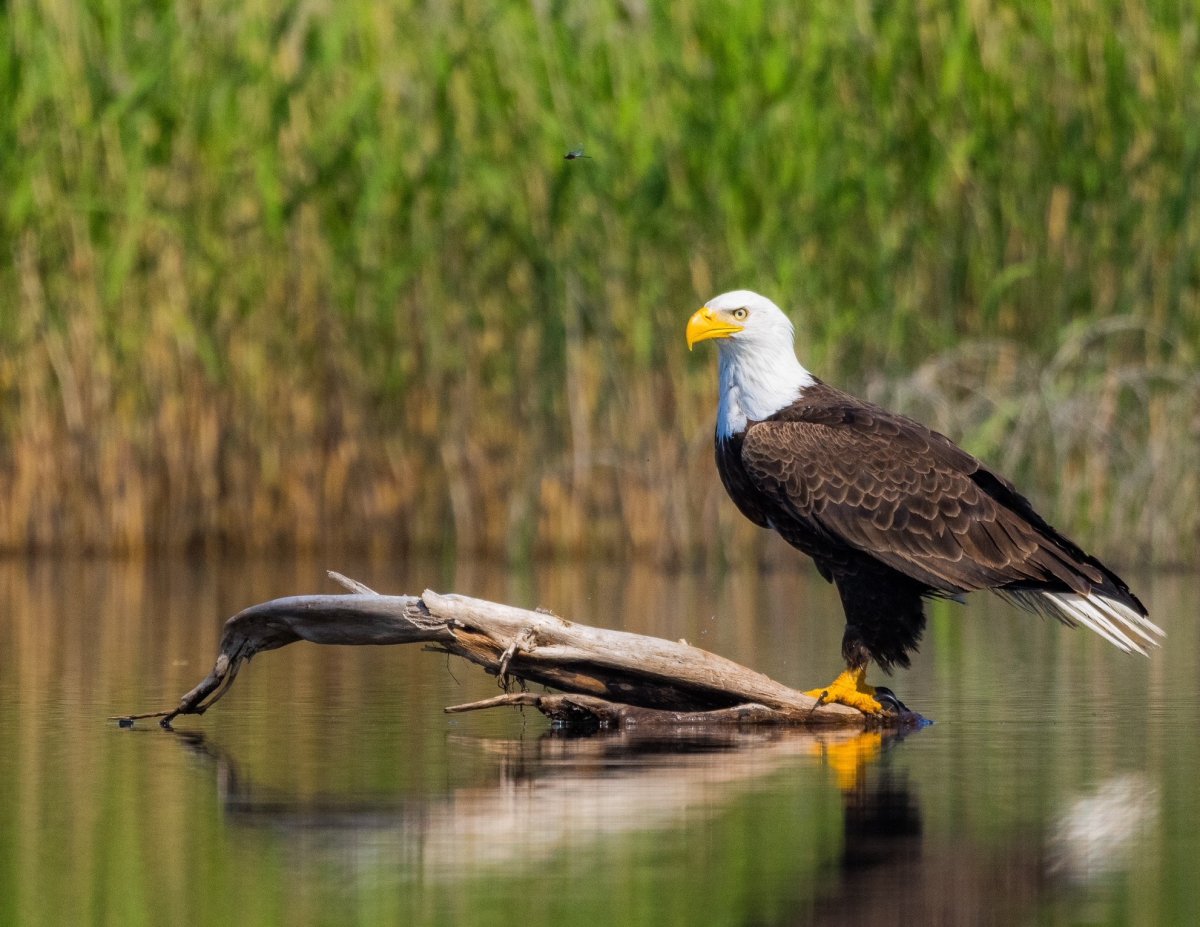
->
[716,343,814,440]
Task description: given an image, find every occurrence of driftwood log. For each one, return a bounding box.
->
[117,572,917,731]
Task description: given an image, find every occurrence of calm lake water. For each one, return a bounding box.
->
[1,554,1196,926]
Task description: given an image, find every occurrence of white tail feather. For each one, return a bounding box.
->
[998,590,1165,655]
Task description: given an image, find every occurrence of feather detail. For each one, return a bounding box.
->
[998,590,1165,655]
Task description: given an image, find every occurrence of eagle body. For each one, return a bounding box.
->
[689,290,1161,685]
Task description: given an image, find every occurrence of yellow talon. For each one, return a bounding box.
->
[804,667,884,715]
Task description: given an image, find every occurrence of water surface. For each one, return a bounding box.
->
[1,556,1195,926]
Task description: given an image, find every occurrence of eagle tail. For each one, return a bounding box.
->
[999,589,1165,655]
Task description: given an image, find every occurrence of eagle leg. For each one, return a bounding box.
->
[804,667,885,715]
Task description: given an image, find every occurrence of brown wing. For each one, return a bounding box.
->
[739,404,1099,596]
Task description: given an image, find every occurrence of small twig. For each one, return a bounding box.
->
[446,693,540,714]
[807,689,830,720]
[327,571,380,596]
[497,626,538,682]
[443,692,869,730]
[108,710,173,722]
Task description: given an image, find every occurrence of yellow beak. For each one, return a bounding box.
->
[686,308,744,351]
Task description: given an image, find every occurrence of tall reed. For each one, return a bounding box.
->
[1,0,1196,565]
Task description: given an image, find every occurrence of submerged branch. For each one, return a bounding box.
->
[116,573,885,730]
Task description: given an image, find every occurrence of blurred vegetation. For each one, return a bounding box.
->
[0,0,1197,563]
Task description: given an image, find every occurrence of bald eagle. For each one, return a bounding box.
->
[687,290,1161,714]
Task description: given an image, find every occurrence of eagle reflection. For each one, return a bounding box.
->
[818,732,924,874]
[806,739,1046,927]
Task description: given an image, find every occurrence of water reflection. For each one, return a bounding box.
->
[1,558,1195,927]
[169,722,1133,926]
[810,749,1044,927]
[1047,773,1158,885]
[170,726,908,880]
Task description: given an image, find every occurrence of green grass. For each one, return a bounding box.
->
[1,0,1197,564]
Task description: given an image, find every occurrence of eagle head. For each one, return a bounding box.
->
[686,290,796,352]
[687,290,813,437]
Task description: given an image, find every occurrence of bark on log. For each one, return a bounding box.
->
[115,572,910,731]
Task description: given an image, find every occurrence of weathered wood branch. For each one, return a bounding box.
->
[116,572,900,730]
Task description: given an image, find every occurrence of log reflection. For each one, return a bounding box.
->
[169,726,1157,923]
[172,727,904,877]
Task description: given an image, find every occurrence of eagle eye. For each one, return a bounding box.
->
[732,307,748,321]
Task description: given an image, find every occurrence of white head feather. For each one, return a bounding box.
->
[697,290,815,439]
